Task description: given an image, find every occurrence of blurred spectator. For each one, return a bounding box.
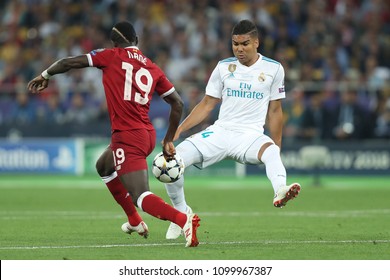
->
[39,94,66,124]
[364,55,390,91]
[330,87,372,140]
[299,90,333,142]
[8,90,36,125]
[283,86,305,140]
[0,63,19,96]
[95,99,109,121]
[63,92,96,125]
[374,92,390,138]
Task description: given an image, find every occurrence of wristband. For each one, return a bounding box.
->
[41,70,51,80]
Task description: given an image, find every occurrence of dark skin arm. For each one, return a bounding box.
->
[27,55,89,93]
[162,91,184,159]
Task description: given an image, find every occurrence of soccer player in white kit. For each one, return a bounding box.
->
[164,19,301,239]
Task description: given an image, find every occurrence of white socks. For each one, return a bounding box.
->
[260,145,287,193]
[164,140,202,212]
[165,176,187,212]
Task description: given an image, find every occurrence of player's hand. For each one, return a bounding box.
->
[27,75,49,93]
[162,141,176,161]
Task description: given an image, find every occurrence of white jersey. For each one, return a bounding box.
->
[205,54,285,134]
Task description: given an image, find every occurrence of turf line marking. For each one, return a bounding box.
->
[1,209,389,220]
[1,240,389,250]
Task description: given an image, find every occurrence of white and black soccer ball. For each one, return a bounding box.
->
[152,152,185,183]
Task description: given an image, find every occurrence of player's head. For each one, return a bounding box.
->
[110,21,138,47]
[231,19,259,66]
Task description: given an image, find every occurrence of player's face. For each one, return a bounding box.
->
[232,34,259,66]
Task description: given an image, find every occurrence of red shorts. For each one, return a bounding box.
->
[110,129,156,175]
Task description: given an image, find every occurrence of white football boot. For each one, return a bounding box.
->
[166,206,193,239]
[183,213,201,247]
[121,221,149,239]
[273,183,301,208]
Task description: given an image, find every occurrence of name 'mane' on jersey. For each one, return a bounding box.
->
[86,46,175,132]
[205,54,285,134]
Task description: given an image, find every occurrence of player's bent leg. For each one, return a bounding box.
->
[97,147,145,230]
[164,141,202,239]
[246,139,301,208]
[119,169,150,204]
[273,183,301,208]
[96,146,116,176]
[259,144,302,207]
[137,191,200,247]
[259,144,287,193]
[164,140,203,211]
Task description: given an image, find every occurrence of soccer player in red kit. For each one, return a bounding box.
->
[27,21,200,247]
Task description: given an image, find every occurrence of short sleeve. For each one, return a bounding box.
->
[86,48,114,68]
[270,64,286,100]
[205,64,223,99]
[155,72,175,98]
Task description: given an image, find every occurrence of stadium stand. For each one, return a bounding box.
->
[0,0,389,141]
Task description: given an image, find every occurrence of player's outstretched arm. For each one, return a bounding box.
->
[178,95,220,136]
[27,55,89,93]
[162,91,184,158]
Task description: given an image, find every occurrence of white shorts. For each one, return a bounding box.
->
[184,124,274,169]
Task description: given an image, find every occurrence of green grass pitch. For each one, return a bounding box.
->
[0,174,389,260]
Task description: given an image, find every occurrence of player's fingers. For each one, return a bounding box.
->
[163,144,176,160]
[37,84,46,91]
[167,142,176,155]
[27,81,36,92]
[36,80,49,92]
[162,151,173,161]
[28,79,43,93]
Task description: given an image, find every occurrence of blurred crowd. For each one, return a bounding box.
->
[0,0,389,141]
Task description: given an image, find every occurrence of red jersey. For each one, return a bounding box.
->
[86,46,175,132]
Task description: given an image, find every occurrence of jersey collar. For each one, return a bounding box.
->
[238,53,261,68]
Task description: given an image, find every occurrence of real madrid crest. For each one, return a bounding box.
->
[258,72,266,82]
[228,64,236,73]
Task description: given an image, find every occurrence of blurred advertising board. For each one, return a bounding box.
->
[1,139,388,176]
[247,142,390,175]
[0,139,83,174]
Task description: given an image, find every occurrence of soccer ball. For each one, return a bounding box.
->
[152,152,185,183]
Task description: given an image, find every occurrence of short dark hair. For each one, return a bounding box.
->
[110,21,137,45]
[231,19,258,38]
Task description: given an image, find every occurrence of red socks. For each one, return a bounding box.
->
[103,173,142,227]
[139,192,187,228]
[103,172,187,228]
